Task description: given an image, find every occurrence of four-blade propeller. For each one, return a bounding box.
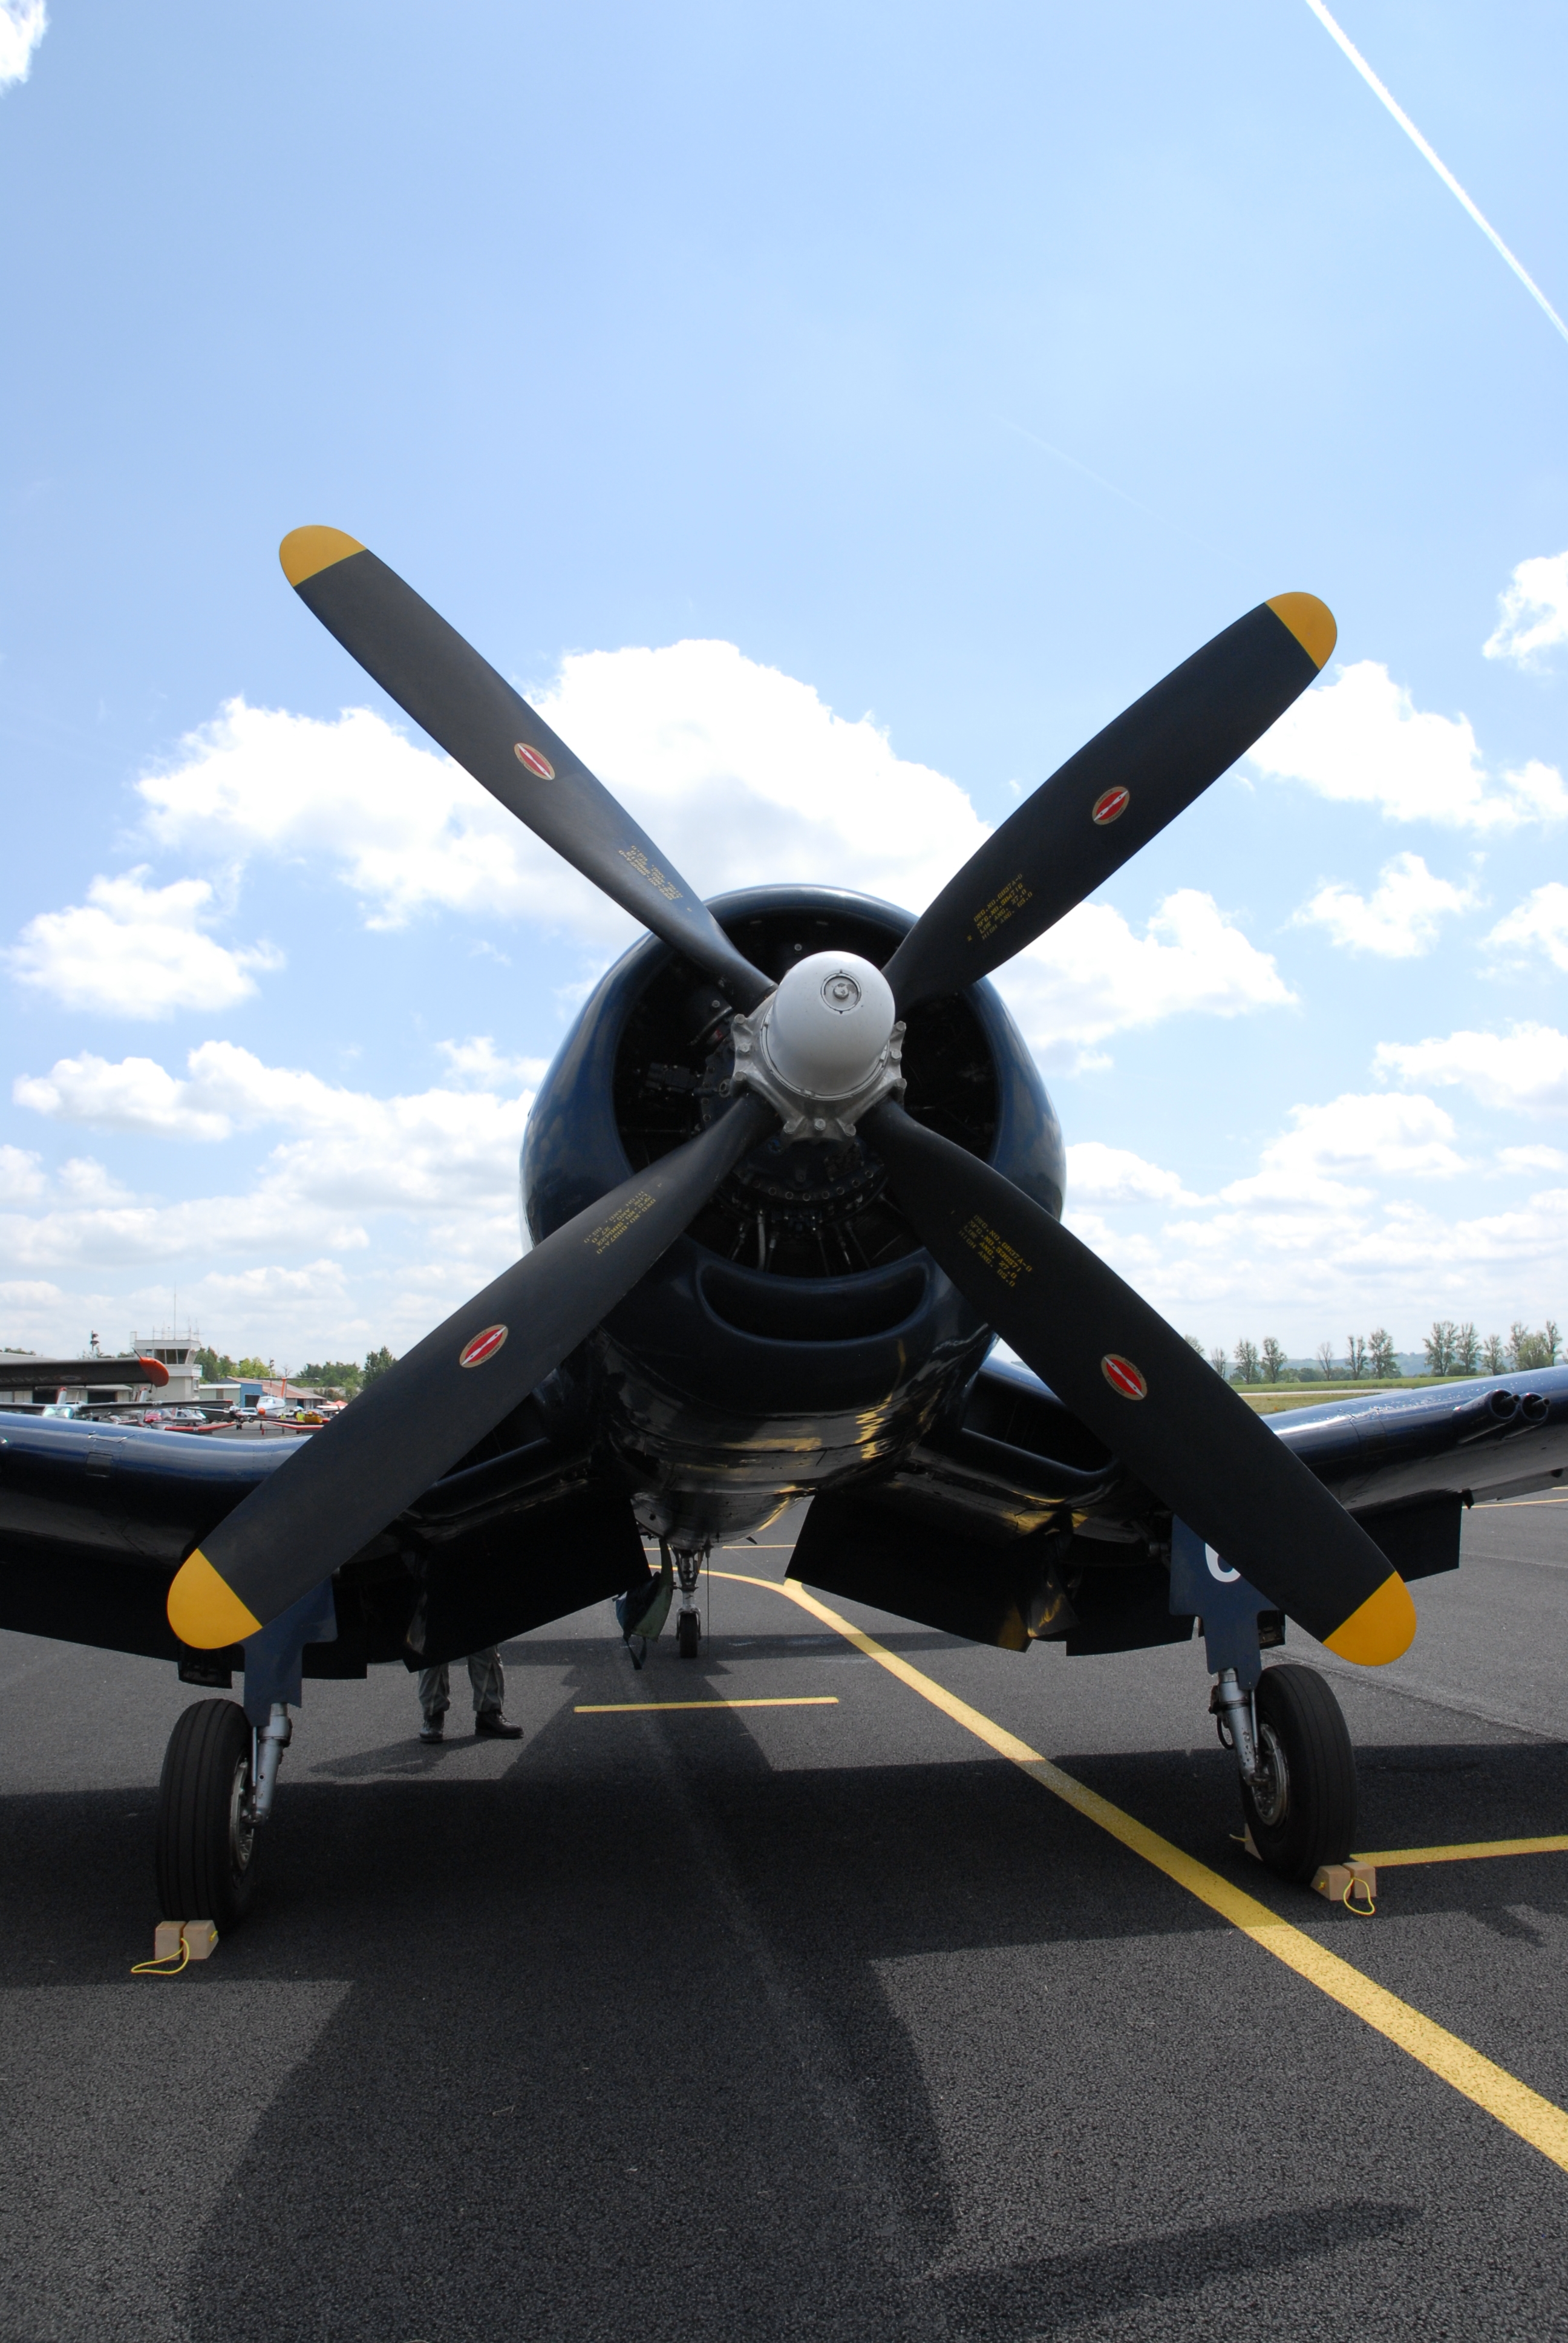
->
[167,532,1414,1668]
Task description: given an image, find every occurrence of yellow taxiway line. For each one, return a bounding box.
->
[1357,1836,1568,1867]
[712,1568,1568,2177]
[575,1696,838,1714]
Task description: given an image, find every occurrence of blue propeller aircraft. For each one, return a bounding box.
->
[4,530,1563,1932]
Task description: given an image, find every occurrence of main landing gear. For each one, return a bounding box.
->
[157,1574,335,1931]
[1213,1662,1356,1884]
[1171,1521,1356,1886]
[155,1697,292,1933]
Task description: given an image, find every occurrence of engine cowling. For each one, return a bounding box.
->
[520,883,1067,1541]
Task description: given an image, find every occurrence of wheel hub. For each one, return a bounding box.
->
[1249,1720,1290,1829]
[229,1754,256,1876]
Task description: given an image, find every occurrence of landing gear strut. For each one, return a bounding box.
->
[1171,1520,1356,1886]
[156,1574,335,1930]
[1220,1663,1356,1884]
[671,1539,707,1657]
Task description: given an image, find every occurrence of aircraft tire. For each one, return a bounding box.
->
[155,1698,258,1932]
[1240,1663,1356,1885]
[676,1610,701,1659]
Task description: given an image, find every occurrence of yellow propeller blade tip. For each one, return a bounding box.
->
[167,1550,263,1648]
[1267,592,1337,672]
[1322,1570,1416,1667]
[279,525,365,588]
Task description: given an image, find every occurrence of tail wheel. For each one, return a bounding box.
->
[1240,1664,1356,1885]
[155,1699,258,1932]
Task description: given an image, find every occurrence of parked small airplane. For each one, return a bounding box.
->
[4,532,1563,1932]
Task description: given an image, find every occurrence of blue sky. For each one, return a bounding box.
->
[3,0,1567,1371]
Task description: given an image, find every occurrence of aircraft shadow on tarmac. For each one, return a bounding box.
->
[307,1731,534,1777]
[923,2203,1419,2336]
[496,1627,964,1661]
[6,1643,1568,1987]
[2,1647,1558,2341]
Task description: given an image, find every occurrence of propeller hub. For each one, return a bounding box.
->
[730,952,905,1141]
[765,952,895,1098]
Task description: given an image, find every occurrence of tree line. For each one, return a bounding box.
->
[195,1345,399,1397]
[1184,1322,1561,1387]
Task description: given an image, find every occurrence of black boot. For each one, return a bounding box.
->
[475,1709,522,1739]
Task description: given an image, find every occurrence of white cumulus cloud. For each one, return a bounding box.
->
[436,1036,550,1088]
[4,871,283,1018]
[14,1052,233,1142]
[0,1145,46,1205]
[0,638,1333,1350]
[1496,1145,1568,1174]
[1294,852,1473,957]
[533,640,988,914]
[136,701,607,939]
[1376,1023,1568,1116]
[0,1167,370,1277]
[115,646,1291,1065]
[1249,661,1567,830]
[1221,1093,1465,1208]
[1063,1142,1200,1207]
[132,649,988,943]
[0,1,46,90]
[1003,1061,1568,1346]
[1485,550,1568,668]
[1486,882,1568,974]
[1148,1183,1568,1338]
[995,890,1293,1070]
[6,1040,540,1332]
[14,1040,538,1210]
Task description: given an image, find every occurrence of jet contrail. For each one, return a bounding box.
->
[1302,0,1568,349]
[996,418,1244,571]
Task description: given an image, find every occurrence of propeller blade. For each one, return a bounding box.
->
[882,595,1336,1011]
[168,1095,777,1646]
[279,528,771,1012]
[861,1101,1414,1665]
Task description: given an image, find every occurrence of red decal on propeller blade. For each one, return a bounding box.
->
[514,744,555,780]
[1100,1352,1146,1400]
[1091,786,1130,826]
[459,1324,509,1370]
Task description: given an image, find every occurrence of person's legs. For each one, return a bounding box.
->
[468,1648,521,1737]
[417,1662,451,1741]
[467,1647,504,1715]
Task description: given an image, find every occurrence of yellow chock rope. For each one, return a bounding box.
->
[131,1935,191,1977]
[1343,1875,1377,1918]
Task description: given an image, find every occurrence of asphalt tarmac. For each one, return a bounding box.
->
[2,1495,1566,2343]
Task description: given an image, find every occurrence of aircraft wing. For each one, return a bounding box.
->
[8,1362,1563,1673]
[0,1410,647,1679]
[786,1357,1568,1653]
